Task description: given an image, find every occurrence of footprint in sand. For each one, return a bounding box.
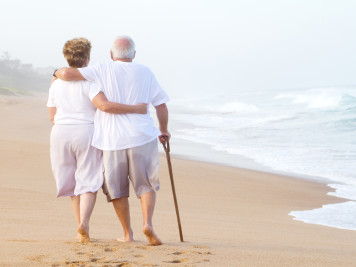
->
[193,251,213,255]
[102,261,133,266]
[27,254,48,263]
[164,258,188,264]
[191,245,213,257]
[171,251,185,255]
[133,254,146,258]
[64,260,87,265]
[193,245,209,249]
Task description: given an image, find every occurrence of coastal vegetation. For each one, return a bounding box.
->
[0,52,52,95]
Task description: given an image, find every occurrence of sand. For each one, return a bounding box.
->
[1,95,356,267]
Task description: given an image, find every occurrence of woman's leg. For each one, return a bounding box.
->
[72,124,101,242]
[77,192,97,243]
[70,195,81,240]
[70,195,80,225]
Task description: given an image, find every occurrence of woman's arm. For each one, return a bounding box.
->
[92,92,147,114]
[48,107,57,125]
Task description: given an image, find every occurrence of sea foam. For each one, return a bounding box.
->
[289,201,356,231]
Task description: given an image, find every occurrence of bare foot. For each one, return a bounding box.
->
[116,230,134,242]
[78,225,90,243]
[143,225,162,246]
[116,237,134,242]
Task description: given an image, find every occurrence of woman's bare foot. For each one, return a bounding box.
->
[116,237,134,242]
[78,225,90,243]
[116,230,134,242]
[143,224,162,246]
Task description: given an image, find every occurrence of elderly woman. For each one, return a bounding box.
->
[47,38,146,243]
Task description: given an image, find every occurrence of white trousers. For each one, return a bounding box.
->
[50,124,103,197]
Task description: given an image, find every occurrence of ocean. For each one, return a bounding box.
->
[161,86,356,231]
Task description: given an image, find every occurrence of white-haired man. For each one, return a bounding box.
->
[54,36,169,245]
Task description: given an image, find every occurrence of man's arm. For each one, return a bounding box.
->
[155,103,170,144]
[55,68,85,81]
[51,76,57,84]
[48,107,57,125]
[92,92,147,114]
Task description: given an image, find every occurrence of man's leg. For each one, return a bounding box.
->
[77,192,97,243]
[103,150,134,242]
[141,191,162,245]
[112,197,134,242]
[128,140,161,245]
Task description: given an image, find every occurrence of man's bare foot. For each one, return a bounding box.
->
[78,225,90,243]
[143,224,162,246]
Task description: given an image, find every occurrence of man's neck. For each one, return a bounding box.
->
[114,58,133,62]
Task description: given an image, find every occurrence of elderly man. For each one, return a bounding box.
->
[54,36,170,246]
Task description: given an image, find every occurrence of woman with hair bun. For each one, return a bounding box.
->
[47,38,146,243]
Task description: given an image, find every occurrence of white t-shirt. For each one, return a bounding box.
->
[79,61,170,150]
[47,79,100,124]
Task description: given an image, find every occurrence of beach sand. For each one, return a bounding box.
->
[1,95,356,267]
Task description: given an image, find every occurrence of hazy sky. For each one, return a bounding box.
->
[1,0,356,96]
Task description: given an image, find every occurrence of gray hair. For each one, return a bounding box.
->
[111,35,136,59]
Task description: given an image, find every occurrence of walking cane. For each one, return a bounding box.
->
[162,138,184,242]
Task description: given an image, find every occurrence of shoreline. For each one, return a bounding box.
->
[167,138,356,232]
